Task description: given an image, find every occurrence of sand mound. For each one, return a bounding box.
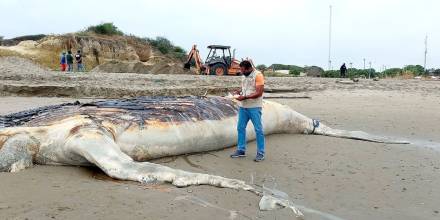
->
[0,56,48,75]
[91,59,193,75]
[17,40,38,48]
[91,60,152,74]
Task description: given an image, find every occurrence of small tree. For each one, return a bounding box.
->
[382,68,402,78]
[403,65,425,76]
[146,37,173,54]
[322,70,339,78]
[87,22,124,36]
[146,37,185,55]
[289,69,301,76]
[144,36,186,60]
[256,64,267,71]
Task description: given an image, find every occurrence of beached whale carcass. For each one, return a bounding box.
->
[0,96,407,215]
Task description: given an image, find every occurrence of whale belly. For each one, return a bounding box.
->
[117,116,249,161]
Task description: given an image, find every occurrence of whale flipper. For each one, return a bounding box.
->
[66,127,255,191]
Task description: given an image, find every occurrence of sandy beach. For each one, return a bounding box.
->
[1,87,439,220]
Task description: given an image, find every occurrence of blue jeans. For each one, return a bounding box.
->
[77,63,84,72]
[67,64,74,72]
[237,107,265,155]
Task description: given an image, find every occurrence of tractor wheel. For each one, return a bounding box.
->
[210,63,228,76]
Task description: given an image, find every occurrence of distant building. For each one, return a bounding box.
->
[274,70,290,74]
[428,69,440,76]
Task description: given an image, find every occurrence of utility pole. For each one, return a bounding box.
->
[424,35,428,73]
[363,58,366,70]
[368,61,372,79]
[328,5,332,70]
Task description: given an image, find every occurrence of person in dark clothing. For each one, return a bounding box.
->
[340,63,347,78]
[75,50,84,72]
[66,50,74,72]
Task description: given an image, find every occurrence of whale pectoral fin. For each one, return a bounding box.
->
[67,129,254,192]
[0,134,36,172]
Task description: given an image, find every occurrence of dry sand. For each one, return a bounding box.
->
[0,89,439,220]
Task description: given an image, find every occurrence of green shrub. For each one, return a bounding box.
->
[256,64,267,71]
[173,46,185,54]
[270,64,304,72]
[348,68,376,78]
[323,68,378,78]
[322,70,339,78]
[403,65,425,76]
[381,68,402,77]
[145,36,186,60]
[86,22,124,36]
[289,69,301,76]
[146,37,172,54]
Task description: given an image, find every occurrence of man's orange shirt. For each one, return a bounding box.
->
[255,72,264,86]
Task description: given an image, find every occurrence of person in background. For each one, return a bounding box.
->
[340,63,347,78]
[75,50,84,72]
[66,50,74,72]
[60,52,67,71]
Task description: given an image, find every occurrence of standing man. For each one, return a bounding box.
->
[66,50,74,72]
[340,63,347,78]
[230,60,265,162]
[75,50,84,72]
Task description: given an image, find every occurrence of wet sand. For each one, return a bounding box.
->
[0,89,440,220]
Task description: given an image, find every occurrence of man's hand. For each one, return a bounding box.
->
[235,95,246,101]
[241,85,264,100]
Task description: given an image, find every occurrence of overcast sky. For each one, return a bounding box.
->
[1,0,438,69]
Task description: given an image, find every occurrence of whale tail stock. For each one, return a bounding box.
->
[311,119,409,144]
